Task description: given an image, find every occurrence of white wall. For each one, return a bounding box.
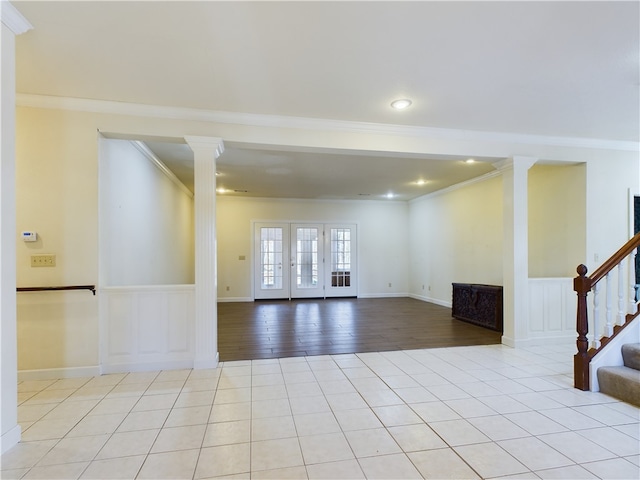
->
[408,174,503,306]
[586,155,640,272]
[99,138,194,286]
[1,19,20,454]
[216,196,409,299]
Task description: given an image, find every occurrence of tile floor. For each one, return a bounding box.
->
[1,344,639,479]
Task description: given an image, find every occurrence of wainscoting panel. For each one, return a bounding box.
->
[528,278,575,345]
[106,293,135,357]
[138,293,166,354]
[101,285,195,372]
[168,292,192,353]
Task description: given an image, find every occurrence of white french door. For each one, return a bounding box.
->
[290,224,324,298]
[254,222,357,299]
[325,224,357,298]
[254,223,289,299]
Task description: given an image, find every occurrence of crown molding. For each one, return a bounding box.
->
[16,93,640,153]
[410,170,502,205]
[219,194,406,206]
[1,1,32,35]
[131,141,193,198]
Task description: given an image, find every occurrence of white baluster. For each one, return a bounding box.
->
[605,272,613,337]
[618,261,625,327]
[592,282,601,349]
[629,251,638,315]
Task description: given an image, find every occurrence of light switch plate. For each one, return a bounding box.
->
[31,254,56,267]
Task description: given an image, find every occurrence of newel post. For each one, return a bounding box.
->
[574,264,592,390]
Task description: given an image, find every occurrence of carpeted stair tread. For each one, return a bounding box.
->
[622,343,640,371]
[597,365,640,407]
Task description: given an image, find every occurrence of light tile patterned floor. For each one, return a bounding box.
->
[2,344,639,479]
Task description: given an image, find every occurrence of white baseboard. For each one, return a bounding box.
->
[409,293,452,308]
[19,357,221,379]
[101,359,195,375]
[218,297,253,303]
[18,366,101,381]
[358,293,409,299]
[1,424,21,454]
[502,334,575,349]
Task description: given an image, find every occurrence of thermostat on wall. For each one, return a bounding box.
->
[22,231,37,242]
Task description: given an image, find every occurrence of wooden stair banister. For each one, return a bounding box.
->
[590,231,640,284]
[574,231,640,390]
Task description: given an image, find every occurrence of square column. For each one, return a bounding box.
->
[185,136,224,369]
[494,156,537,347]
[1,1,32,454]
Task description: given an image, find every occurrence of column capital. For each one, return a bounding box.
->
[1,1,33,35]
[184,136,225,158]
[493,156,538,173]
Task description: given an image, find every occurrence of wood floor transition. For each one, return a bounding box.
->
[217,297,501,362]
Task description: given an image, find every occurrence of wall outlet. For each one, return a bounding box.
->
[388,282,392,287]
[31,254,56,267]
[428,285,431,291]
[226,286,230,291]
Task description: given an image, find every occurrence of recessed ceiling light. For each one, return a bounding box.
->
[465,158,476,164]
[416,179,426,186]
[386,192,395,199]
[215,171,221,176]
[391,99,412,110]
[216,187,227,194]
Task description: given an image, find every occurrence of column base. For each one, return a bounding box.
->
[194,352,219,370]
[1,424,21,454]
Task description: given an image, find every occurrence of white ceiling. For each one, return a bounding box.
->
[143,140,499,200]
[13,1,639,200]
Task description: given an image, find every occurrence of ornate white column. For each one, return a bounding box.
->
[1,0,32,453]
[494,156,537,347]
[185,136,224,369]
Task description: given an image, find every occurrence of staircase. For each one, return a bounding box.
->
[573,231,640,391]
[597,343,640,406]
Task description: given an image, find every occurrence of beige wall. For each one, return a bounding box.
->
[16,108,100,371]
[16,108,99,288]
[217,196,410,299]
[528,163,586,278]
[17,292,97,370]
[408,174,503,305]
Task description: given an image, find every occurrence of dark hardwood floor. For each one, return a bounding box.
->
[218,297,501,361]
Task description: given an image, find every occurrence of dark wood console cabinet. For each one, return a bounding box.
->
[452,283,503,332]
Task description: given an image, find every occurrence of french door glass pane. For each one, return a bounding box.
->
[331,228,351,287]
[296,227,318,288]
[260,227,283,289]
